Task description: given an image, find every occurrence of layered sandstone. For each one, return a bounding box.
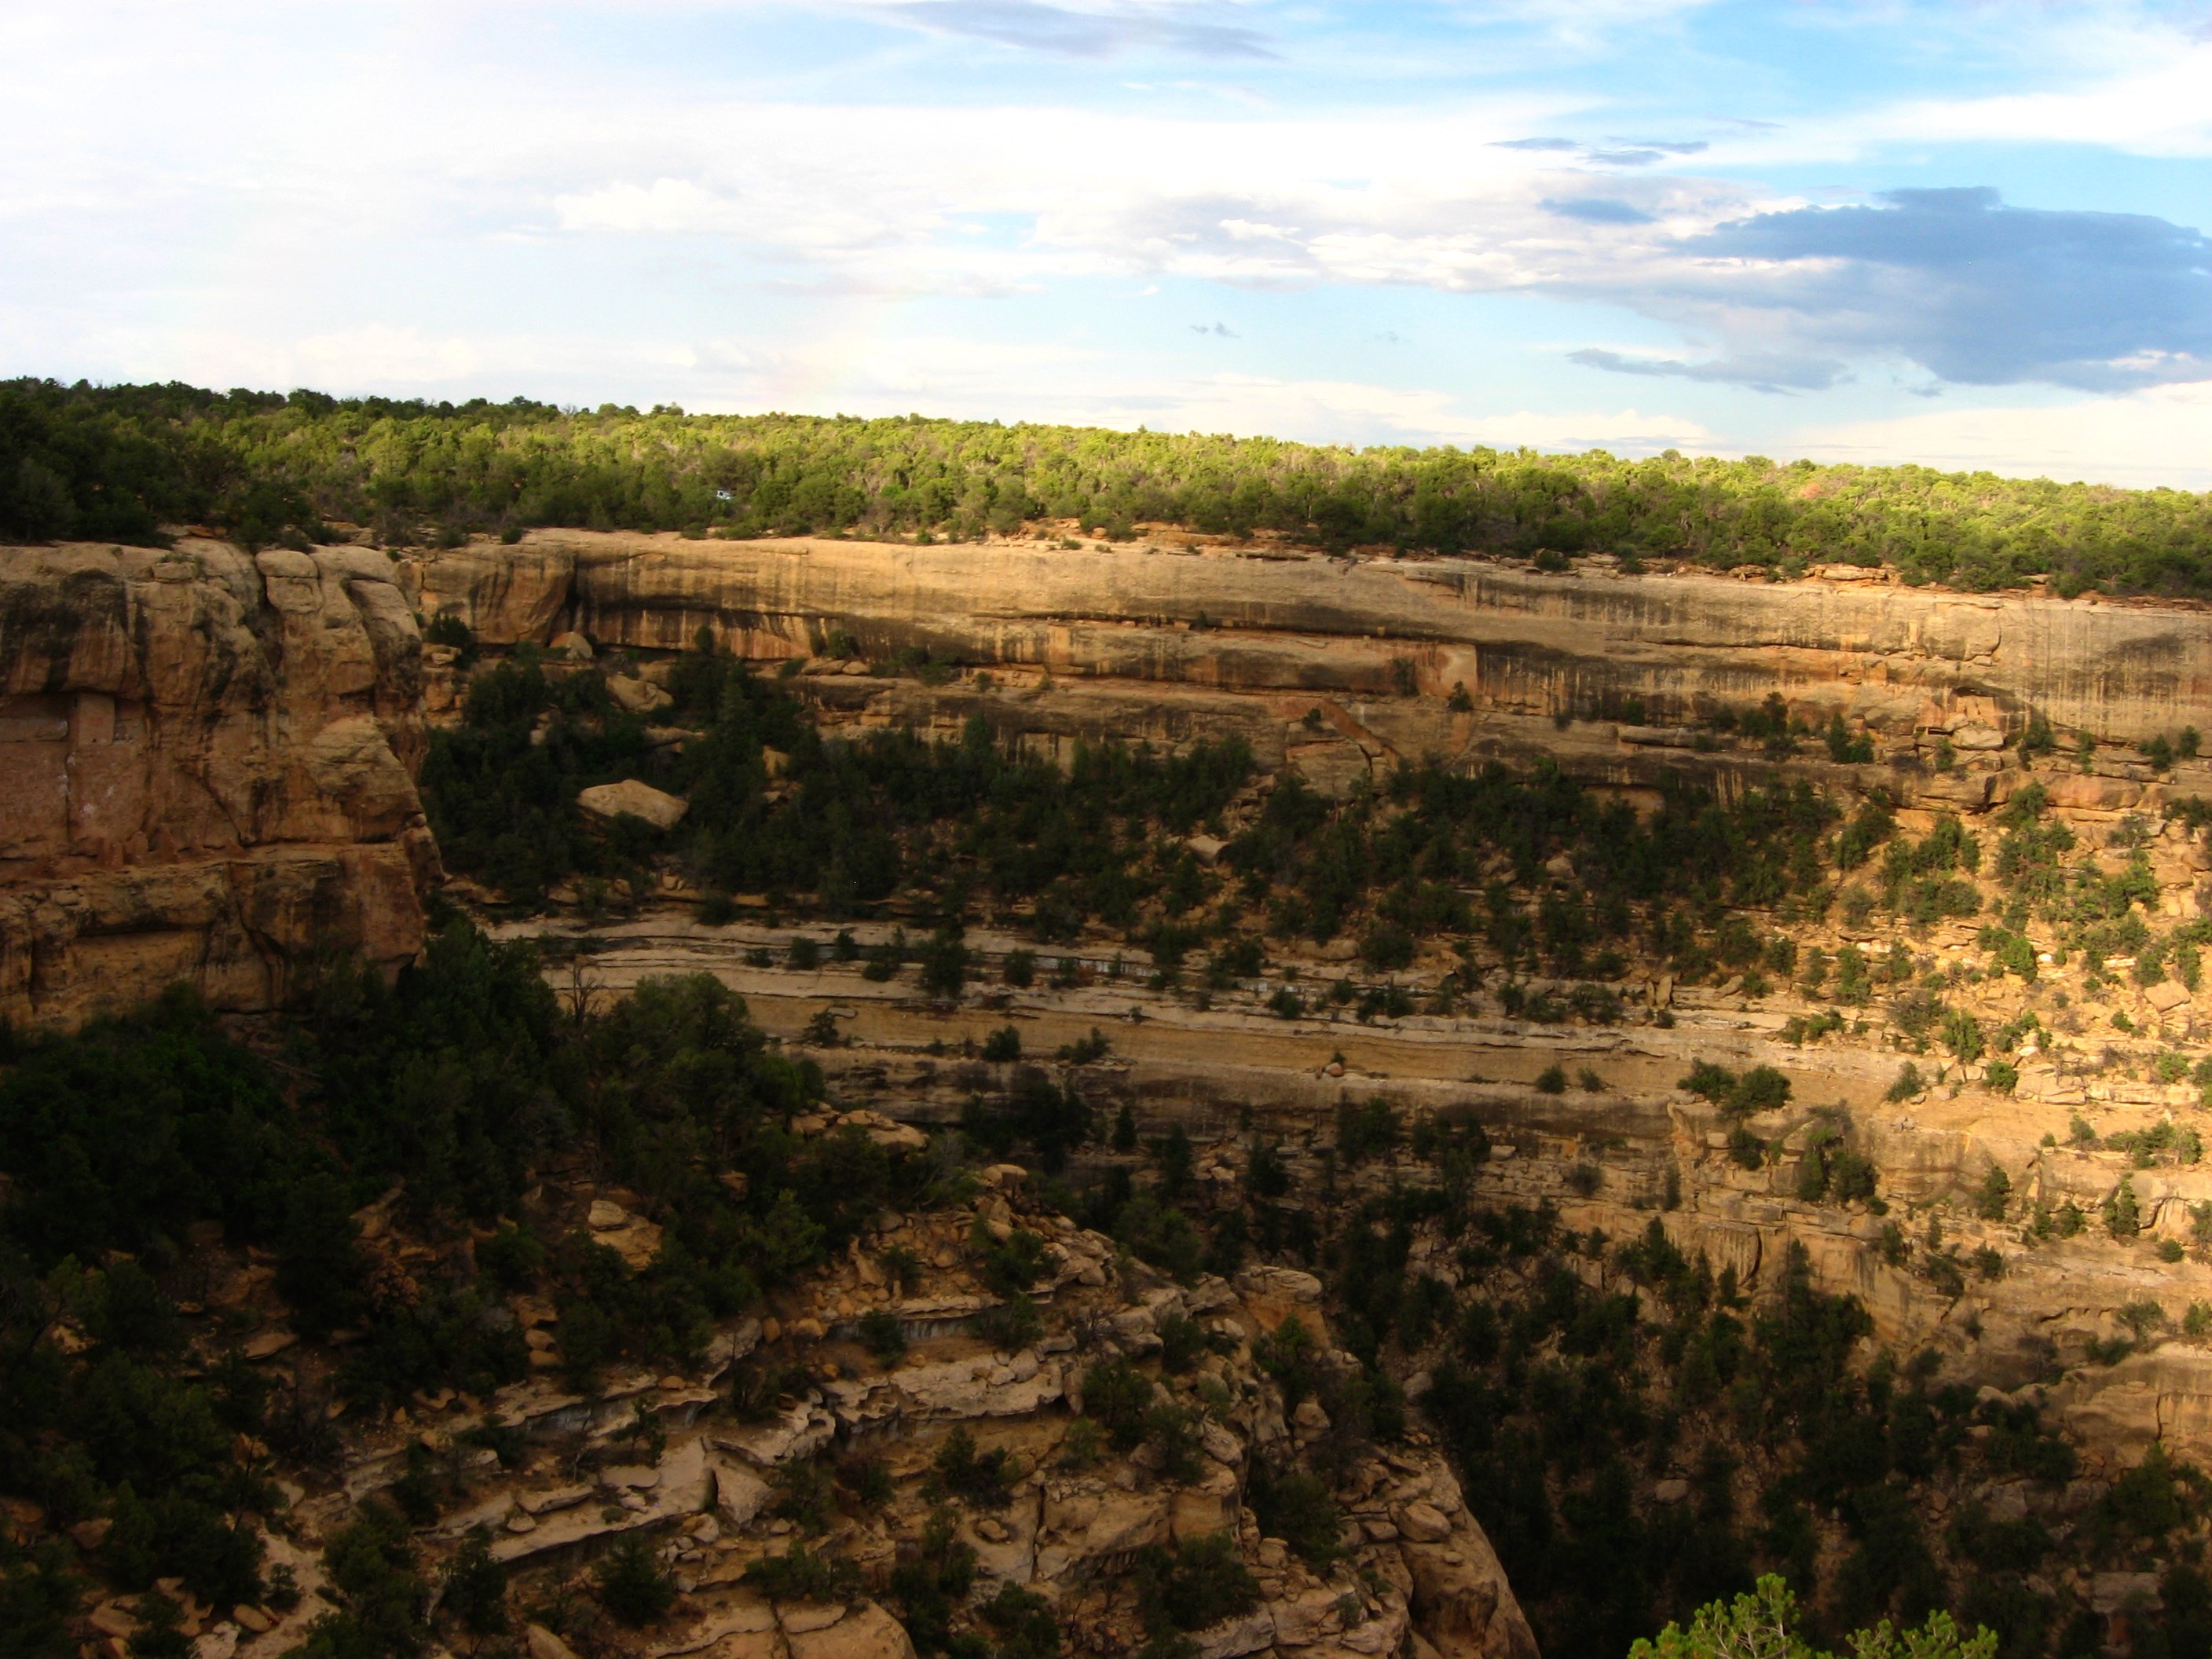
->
[407,532,2212,763]
[0,539,435,1027]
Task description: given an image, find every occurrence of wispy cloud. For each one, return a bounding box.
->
[1540,196,1654,225]
[887,0,1276,59]
[1569,348,1848,394]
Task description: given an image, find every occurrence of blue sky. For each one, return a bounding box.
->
[5,1,2212,483]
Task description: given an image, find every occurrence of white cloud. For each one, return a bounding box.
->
[1789,379,2212,490]
[1862,35,2212,160]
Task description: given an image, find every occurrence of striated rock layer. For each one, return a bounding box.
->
[408,531,2212,755]
[0,539,436,1027]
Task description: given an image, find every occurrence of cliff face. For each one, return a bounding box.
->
[0,538,434,1027]
[495,905,2212,1480]
[410,531,2212,751]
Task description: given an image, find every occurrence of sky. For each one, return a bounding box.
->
[5,1,2212,485]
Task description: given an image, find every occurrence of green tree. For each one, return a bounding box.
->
[1630,1575,1995,1659]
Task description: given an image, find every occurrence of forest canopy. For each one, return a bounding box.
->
[4,378,2210,595]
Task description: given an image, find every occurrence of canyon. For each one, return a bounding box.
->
[5,525,2212,1659]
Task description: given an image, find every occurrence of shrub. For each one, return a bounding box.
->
[1335,1097,1401,1162]
[1081,1357,1155,1451]
[745,1543,859,1604]
[933,1425,1018,1508]
[1829,1148,1877,1203]
[982,1026,1022,1062]
[1248,1465,1341,1567]
[1535,1064,1568,1095]
[2107,1174,2143,1239]
[858,1309,907,1365]
[1975,1166,2011,1221]
[441,1528,507,1636]
[1136,1533,1259,1635]
[1158,1312,1207,1374]
[1359,922,1416,971]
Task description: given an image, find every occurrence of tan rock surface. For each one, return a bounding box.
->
[416,531,2210,749]
[578,778,689,831]
[0,539,433,1026]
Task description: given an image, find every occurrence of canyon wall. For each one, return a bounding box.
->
[410,531,2212,756]
[0,539,435,1027]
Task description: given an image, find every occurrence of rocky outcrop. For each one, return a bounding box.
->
[407,532,2212,756]
[269,1154,1536,1659]
[0,539,434,1027]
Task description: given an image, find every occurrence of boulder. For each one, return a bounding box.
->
[1194,1609,1276,1659]
[1397,1501,1452,1543]
[606,673,674,715]
[783,1602,919,1659]
[1402,1522,1539,1659]
[577,779,688,831]
[715,1402,837,1467]
[488,1437,710,1563]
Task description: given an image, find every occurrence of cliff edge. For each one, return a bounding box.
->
[0,538,435,1027]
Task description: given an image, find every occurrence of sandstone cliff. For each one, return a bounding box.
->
[0,538,434,1027]
[408,532,2210,767]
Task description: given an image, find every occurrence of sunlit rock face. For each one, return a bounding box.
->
[0,538,434,1027]
[408,530,2210,775]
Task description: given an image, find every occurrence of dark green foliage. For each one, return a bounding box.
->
[1080,1357,1156,1452]
[0,925,913,1595]
[771,1458,837,1533]
[747,1541,862,1604]
[859,1308,908,1364]
[1336,1098,1401,1163]
[425,635,1254,921]
[1677,1060,1791,1118]
[127,1593,193,1659]
[932,1426,1018,1508]
[0,1540,81,1659]
[0,985,295,1268]
[973,1225,1052,1297]
[441,1529,507,1636]
[1247,1464,1342,1566]
[1115,1193,1206,1281]
[13,381,2212,594]
[598,1534,678,1626]
[1247,1139,1291,1198]
[1135,1533,1259,1635]
[888,1508,974,1651]
[979,1580,1062,1658]
[291,1503,428,1659]
[837,1456,895,1508]
[1158,1312,1207,1374]
[1140,1401,1205,1485]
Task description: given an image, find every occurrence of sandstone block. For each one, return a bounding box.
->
[577,779,688,830]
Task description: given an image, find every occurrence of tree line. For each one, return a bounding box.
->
[5,378,2212,594]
